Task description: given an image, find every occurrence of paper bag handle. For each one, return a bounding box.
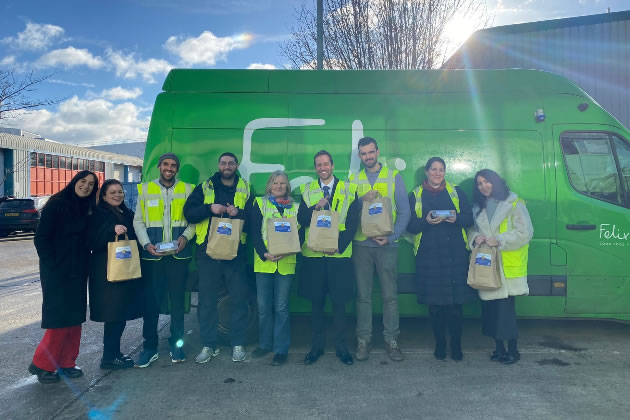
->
[114,233,130,242]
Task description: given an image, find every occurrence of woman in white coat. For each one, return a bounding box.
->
[468,169,534,364]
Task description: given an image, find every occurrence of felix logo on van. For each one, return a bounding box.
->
[599,224,629,247]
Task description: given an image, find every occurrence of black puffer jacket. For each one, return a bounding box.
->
[406,186,477,305]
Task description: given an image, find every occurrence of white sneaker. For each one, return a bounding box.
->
[232,346,246,362]
[195,347,220,364]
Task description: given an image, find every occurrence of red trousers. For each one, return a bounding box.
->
[32,325,82,372]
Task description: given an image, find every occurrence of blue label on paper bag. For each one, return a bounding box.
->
[217,222,232,235]
[368,203,383,215]
[115,246,132,260]
[274,221,291,233]
[475,253,492,267]
[316,215,332,228]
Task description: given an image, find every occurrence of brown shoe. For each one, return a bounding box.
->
[355,338,371,361]
[385,340,404,362]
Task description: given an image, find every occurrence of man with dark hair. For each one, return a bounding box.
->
[297,150,359,365]
[348,137,410,362]
[134,153,196,367]
[183,152,251,364]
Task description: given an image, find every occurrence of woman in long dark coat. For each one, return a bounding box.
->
[29,170,98,384]
[406,157,476,361]
[88,179,144,370]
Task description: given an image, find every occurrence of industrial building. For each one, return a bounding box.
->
[1,129,142,198]
[443,10,630,130]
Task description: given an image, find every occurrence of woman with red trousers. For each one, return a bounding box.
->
[28,170,98,384]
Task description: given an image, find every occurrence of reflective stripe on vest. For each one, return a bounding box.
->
[499,199,529,278]
[349,166,398,241]
[253,196,299,275]
[410,181,469,256]
[195,178,250,245]
[299,180,356,258]
[137,180,193,260]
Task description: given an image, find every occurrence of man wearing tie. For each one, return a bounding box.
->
[297,150,360,365]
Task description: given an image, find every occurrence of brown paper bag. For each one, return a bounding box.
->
[307,210,339,253]
[107,234,142,282]
[467,244,502,290]
[266,217,300,256]
[361,195,394,237]
[206,217,243,260]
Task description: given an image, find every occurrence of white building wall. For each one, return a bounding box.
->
[13,149,30,198]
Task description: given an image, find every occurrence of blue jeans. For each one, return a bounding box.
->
[255,272,293,355]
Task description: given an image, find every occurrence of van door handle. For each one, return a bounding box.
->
[566,224,596,230]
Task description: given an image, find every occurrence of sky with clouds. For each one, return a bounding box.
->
[0,0,626,146]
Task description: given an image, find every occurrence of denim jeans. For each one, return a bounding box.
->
[255,272,293,355]
[352,245,400,342]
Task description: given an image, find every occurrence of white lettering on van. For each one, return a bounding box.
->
[599,224,629,241]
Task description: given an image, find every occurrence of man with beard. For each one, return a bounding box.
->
[297,150,359,366]
[183,152,251,364]
[134,153,196,367]
[348,137,410,362]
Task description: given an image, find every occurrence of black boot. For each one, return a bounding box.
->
[501,339,520,365]
[447,305,464,361]
[491,339,506,361]
[429,306,446,360]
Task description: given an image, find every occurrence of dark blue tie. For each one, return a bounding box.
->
[322,186,331,210]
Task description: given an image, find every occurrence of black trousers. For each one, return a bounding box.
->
[103,321,126,361]
[141,256,189,350]
[482,296,518,341]
[196,250,249,348]
[311,297,348,353]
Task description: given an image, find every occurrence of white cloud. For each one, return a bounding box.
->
[10,96,149,145]
[48,79,96,88]
[106,49,173,83]
[247,63,276,69]
[36,47,105,69]
[0,22,65,51]
[93,86,143,101]
[164,31,252,65]
[1,55,16,66]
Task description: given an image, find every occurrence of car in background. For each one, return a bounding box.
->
[0,197,41,237]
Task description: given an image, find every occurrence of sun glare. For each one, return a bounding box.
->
[443,15,479,49]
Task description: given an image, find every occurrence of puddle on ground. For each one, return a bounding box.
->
[224,378,235,383]
[538,336,586,352]
[536,358,571,367]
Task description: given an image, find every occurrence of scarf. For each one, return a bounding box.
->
[267,195,293,209]
[422,179,446,195]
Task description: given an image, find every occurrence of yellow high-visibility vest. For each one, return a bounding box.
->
[348,165,398,241]
[411,181,468,256]
[195,177,250,245]
[499,199,529,278]
[137,180,193,260]
[253,197,299,275]
[300,179,357,258]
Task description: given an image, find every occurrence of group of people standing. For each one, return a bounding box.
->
[27,136,533,384]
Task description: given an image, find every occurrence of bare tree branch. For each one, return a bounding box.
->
[0,67,62,120]
[281,0,488,70]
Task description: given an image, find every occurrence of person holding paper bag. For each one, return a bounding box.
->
[88,179,143,370]
[29,170,98,384]
[297,150,360,366]
[468,169,533,365]
[133,153,195,367]
[183,152,251,364]
[349,137,410,362]
[246,171,299,366]
[406,157,475,361]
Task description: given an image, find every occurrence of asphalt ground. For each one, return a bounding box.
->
[1,233,630,419]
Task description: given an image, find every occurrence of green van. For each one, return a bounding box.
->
[143,69,630,321]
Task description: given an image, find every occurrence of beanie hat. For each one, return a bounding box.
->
[157,153,180,169]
